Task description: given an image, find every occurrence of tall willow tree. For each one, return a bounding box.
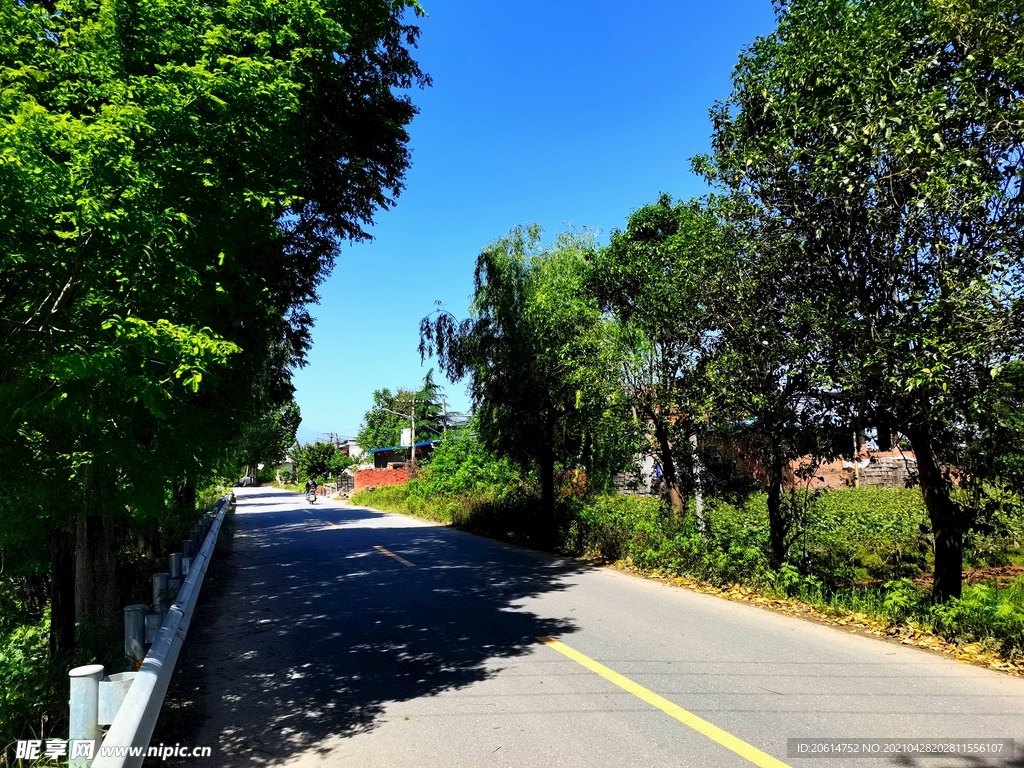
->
[420,226,621,533]
[0,0,428,649]
[698,0,1024,601]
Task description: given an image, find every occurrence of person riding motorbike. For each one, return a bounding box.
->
[305,479,317,502]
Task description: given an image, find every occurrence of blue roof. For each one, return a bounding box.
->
[367,439,441,454]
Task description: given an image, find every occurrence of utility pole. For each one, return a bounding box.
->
[382,397,417,471]
[410,396,416,471]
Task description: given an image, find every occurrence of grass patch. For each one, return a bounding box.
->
[352,485,480,525]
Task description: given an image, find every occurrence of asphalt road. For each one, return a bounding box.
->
[152,486,1024,767]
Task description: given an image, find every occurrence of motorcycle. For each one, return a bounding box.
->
[306,490,317,504]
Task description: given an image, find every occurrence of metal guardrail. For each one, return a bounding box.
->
[68,493,232,768]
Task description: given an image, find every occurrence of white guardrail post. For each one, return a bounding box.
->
[73,493,231,768]
[68,664,104,766]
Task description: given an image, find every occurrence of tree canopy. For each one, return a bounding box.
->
[697,0,1024,600]
[357,388,405,452]
[0,0,428,649]
[589,195,734,514]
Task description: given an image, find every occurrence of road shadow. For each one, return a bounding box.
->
[153,495,585,765]
[892,753,1019,765]
[227,490,301,503]
[893,754,1024,768]
[230,500,308,507]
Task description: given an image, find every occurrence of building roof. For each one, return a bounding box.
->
[367,439,442,455]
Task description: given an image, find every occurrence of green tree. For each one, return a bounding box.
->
[698,0,1024,600]
[295,441,338,483]
[590,196,733,516]
[704,203,849,566]
[420,226,621,531]
[0,0,428,648]
[356,373,459,465]
[407,368,456,440]
[238,401,302,477]
[328,450,357,476]
[357,389,404,451]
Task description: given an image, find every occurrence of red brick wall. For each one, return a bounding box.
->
[354,468,409,492]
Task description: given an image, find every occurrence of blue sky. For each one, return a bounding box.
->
[292,0,779,444]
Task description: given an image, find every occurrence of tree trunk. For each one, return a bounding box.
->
[49,525,76,656]
[766,439,788,568]
[75,466,119,622]
[876,410,893,452]
[653,419,685,516]
[539,417,556,542]
[136,524,159,560]
[174,481,196,511]
[539,450,555,519]
[23,573,49,619]
[905,425,962,602]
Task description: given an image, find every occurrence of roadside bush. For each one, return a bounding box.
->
[355,432,531,532]
[352,484,470,524]
[455,490,548,544]
[0,614,127,757]
[410,433,521,500]
[880,578,930,623]
[931,577,1024,658]
[0,616,64,752]
[571,495,667,562]
[563,494,774,587]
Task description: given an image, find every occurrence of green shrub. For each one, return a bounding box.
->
[880,578,929,623]
[0,616,62,751]
[410,433,521,500]
[565,494,774,587]
[455,490,548,543]
[352,484,469,524]
[0,614,126,756]
[572,495,666,562]
[931,576,1024,658]
[353,434,530,531]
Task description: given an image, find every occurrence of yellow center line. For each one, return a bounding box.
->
[537,636,791,768]
[374,545,415,568]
